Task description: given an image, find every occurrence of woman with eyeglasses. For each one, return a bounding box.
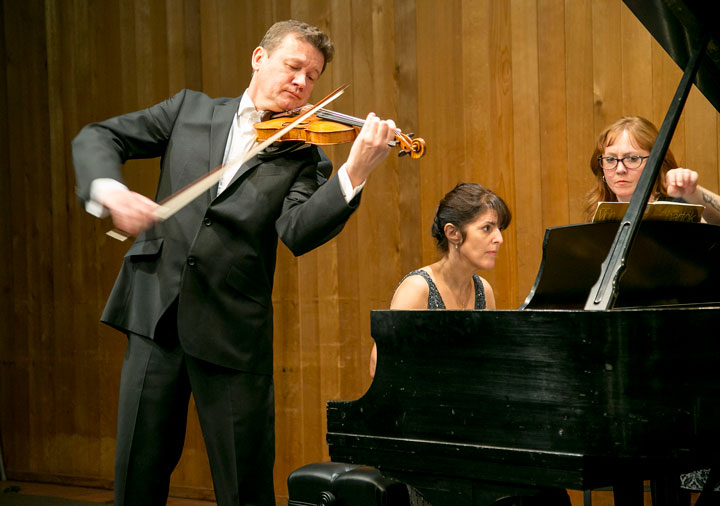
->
[585,116,720,501]
[582,116,720,224]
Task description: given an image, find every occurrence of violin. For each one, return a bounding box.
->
[254,107,425,159]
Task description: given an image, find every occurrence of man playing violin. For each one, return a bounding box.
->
[72,19,396,506]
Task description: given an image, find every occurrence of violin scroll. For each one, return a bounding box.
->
[392,131,425,159]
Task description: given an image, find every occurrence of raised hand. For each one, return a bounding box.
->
[666,168,699,198]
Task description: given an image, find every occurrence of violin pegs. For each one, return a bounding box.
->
[407,133,415,138]
[388,140,399,147]
[398,150,409,157]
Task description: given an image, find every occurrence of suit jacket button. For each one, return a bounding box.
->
[187,256,197,266]
[204,218,212,226]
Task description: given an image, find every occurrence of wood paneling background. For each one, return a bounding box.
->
[1,0,718,502]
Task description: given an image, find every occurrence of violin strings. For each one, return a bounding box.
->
[317,108,408,140]
[316,109,364,128]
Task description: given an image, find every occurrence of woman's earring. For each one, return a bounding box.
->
[602,175,607,184]
[454,243,458,250]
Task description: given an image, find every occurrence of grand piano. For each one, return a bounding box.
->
[326,1,720,504]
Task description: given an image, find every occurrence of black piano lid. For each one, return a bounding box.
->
[521,221,720,310]
[624,0,720,113]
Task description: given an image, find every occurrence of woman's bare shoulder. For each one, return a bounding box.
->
[390,268,432,309]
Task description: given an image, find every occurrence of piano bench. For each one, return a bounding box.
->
[288,461,411,506]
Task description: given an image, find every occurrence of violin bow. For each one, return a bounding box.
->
[107,84,349,242]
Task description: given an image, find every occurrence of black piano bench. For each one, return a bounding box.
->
[288,461,411,506]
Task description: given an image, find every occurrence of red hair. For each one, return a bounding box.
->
[582,116,679,221]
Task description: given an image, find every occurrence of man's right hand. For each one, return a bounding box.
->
[102,189,159,236]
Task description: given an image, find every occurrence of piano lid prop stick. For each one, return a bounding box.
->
[106,84,349,242]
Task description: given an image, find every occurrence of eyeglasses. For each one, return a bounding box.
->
[598,155,649,171]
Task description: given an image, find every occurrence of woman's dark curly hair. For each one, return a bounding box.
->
[431,183,511,253]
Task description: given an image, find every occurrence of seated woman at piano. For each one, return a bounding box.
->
[583,115,720,224]
[369,182,511,377]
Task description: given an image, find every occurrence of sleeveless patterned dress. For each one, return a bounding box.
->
[400,269,486,309]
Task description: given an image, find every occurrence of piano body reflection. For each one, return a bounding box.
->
[326,1,720,504]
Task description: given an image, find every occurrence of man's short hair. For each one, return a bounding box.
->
[259,20,334,73]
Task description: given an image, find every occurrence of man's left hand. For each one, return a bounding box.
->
[345,113,397,188]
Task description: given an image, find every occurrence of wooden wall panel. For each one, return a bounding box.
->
[0,0,12,483]
[2,0,720,503]
[564,1,595,226]
[592,0,624,132]
[538,0,570,231]
[510,0,543,300]
[621,6,654,120]
[416,0,465,271]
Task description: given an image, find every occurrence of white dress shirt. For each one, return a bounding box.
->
[217,92,265,195]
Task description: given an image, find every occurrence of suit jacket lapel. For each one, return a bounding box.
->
[222,142,312,196]
[209,98,240,199]
[225,154,262,189]
[224,141,311,192]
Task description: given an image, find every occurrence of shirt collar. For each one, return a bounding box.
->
[237,90,265,126]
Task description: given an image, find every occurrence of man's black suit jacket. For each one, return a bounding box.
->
[73,89,360,374]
